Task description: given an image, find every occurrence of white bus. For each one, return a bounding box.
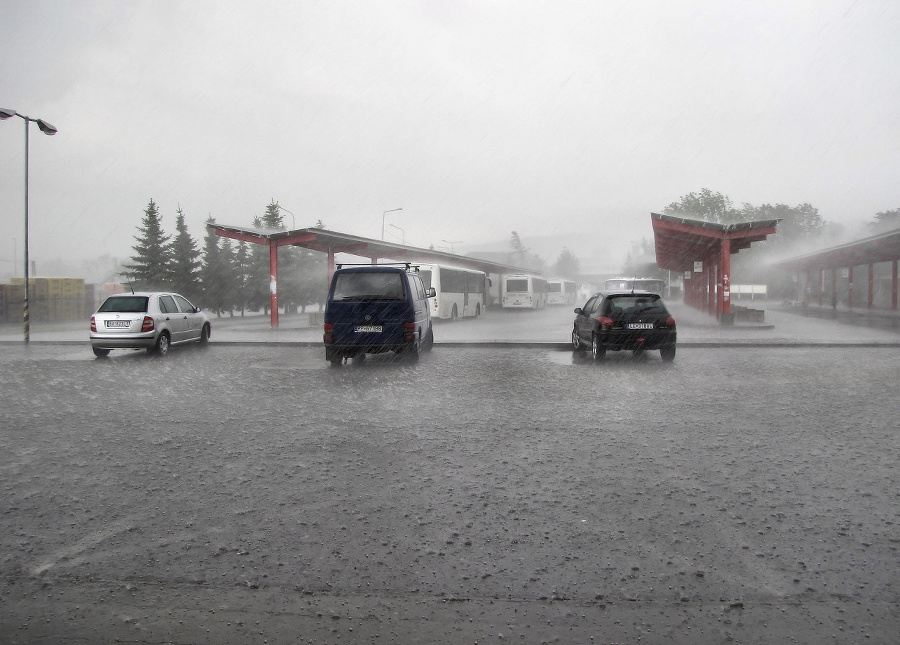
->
[547,278,578,305]
[501,274,548,309]
[604,277,666,293]
[418,264,486,320]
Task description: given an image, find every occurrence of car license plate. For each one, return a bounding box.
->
[106,320,130,328]
[355,325,382,333]
[627,323,654,330]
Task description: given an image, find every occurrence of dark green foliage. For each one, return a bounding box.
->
[553,248,580,279]
[124,199,173,290]
[200,217,232,316]
[169,206,201,300]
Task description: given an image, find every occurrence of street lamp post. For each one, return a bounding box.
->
[381,208,402,240]
[389,223,405,245]
[278,205,296,230]
[443,239,463,254]
[1,108,58,343]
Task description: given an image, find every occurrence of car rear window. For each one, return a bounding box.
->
[332,272,406,301]
[98,296,149,313]
[605,295,668,316]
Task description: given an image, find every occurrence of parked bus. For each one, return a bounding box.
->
[418,264,486,320]
[501,274,548,309]
[604,277,666,293]
[547,278,578,305]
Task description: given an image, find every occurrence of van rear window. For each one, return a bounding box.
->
[332,273,406,301]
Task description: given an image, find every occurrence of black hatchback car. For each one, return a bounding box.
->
[572,290,677,361]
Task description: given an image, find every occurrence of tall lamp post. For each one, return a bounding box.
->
[389,223,405,245]
[443,239,463,254]
[381,208,402,240]
[1,108,58,343]
[278,205,296,230]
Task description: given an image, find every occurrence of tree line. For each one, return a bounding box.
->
[123,199,328,316]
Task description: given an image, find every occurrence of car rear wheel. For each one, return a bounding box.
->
[149,332,170,356]
[423,326,434,351]
[92,347,110,358]
[571,328,583,351]
[591,334,606,361]
[660,346,676,362]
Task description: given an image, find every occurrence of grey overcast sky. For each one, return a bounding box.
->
[1,0,898,277]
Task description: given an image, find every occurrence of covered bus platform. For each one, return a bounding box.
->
[773,227,900,311]
[207,224,537,328]
[651,213,780,323]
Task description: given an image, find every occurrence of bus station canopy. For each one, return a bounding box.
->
[650,212,780,320]
[207,223,537,327]
[772,227,900,310]
[772,227,900,272]
[650,213,780,272]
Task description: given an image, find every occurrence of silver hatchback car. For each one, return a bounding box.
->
[89,292,211,357]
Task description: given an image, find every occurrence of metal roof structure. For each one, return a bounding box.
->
[772,227,900,310]
[650,212,780,320]
[651,213,781,272]
[207,223,539,327]
[772,227,900,272]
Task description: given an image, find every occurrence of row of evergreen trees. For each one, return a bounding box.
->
[124,199,327,316]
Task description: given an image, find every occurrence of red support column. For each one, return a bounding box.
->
[269,239,279,328]
[893,260,898,311]
[718,238,731,318]
[707,253,716,317]
[868,263,874,309]
[818,269,824,306]
[327,249,336,287]
[848,266,854,309]
[832,268,838,309]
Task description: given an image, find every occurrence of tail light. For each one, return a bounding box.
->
[665,316,676,328]
[323,322,334,343]
[90,316,97,332]
[596,316,614,330]
[403,322,416,341]
[141,316,155,333]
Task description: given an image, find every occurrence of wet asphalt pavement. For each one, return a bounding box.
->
[1,320,899,644]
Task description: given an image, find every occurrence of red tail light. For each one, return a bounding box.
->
[90,316,97,332]
[323,322,334,343]
[597,316,614,330]
[141,316,155,333]
[403,322,416,341]
[665,316,676,328]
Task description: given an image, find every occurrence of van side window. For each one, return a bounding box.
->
[414,276,426,300]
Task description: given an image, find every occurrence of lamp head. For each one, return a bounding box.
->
[36,119,58,135]
[0,107,18,119]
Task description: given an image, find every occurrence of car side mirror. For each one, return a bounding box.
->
[426,288,436,298]
[574,307,583,315]
[195,307,201,313]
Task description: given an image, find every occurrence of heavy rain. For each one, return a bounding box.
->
[2,2,900,643]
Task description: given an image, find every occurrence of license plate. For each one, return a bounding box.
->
[354,325,382,333]
[627,323,654,330]
[106,320,130,328]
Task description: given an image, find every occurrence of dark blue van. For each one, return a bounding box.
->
[323,264,435,365]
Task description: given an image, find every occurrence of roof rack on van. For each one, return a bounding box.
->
[336,262,420,272]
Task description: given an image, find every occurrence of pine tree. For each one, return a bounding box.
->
[170,206,201,300]
[247,215,272,313]
[124,199,173,290]
[200,217,231,316]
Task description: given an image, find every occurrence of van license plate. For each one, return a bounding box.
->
[355,325,382,333]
